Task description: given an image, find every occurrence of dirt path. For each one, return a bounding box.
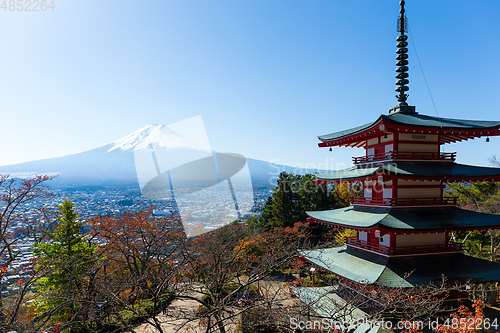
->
[132,279,295,333]
[135,297,202,333]
[133,297,240,333]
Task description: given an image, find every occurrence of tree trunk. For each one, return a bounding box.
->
[0,292,7,331]
[214,312,226,333]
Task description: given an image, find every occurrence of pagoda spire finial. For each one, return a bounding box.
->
[395,0,409,106]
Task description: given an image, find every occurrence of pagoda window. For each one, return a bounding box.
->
[398,179,441,186]
[396,233,446,247]
[358,231,367,242]
[383,188,392,198]
[398,133,439,142]
[367,147,375,156]
[364,188,372,198]
[397,187,441,198]
[396,179,442,199]
[379,234,390,247]
[397,133,440,153]
[398,143,440,153]
[385,143,394,153]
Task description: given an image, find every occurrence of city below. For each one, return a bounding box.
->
[1,184,272,296]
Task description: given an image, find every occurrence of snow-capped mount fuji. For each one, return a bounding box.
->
[107,124,211,153]
[0,124,296,190]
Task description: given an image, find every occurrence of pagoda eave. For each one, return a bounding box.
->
[306,206,500,231]
[320,126,500,148]
[291,286,372,322]
[319,114,500,148]
[315,175,500,185]
[299,247,500,287]
[308,216,500,233]
[314,162,500,184]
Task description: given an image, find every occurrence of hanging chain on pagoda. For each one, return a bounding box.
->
[395,0,409,106]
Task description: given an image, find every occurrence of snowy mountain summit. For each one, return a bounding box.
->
[107,124,210,153]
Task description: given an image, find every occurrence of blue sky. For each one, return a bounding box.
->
[1,0,499,170]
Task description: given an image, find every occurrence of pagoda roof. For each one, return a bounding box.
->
[319,113,500,142]
[306,206,500,231]
[318,113,500,146]
[315,162,500,183]
[291,286,370,321]
[299,246,500,287]
[291,286,381,329]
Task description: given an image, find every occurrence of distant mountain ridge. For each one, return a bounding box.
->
[0,125,320,191]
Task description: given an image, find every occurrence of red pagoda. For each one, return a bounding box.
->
[296,0,500,320]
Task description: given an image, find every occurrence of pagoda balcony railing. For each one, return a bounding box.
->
[346,237,463,256]
[351,196,458,207]
[353,151,456,164]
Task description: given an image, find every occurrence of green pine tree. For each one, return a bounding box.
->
[251,172,360,231]
[32,199,98,326]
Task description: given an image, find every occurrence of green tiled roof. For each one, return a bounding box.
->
[315,162,500,182]
[384,254,500,286]
[316,166,379,181]
[308,207,389,229]
[299,247,390,284]
[319,121,376,142]
[318,113,500,142]
[291,286,383,333]
[291,286,372,323]
[307,206,500,230]
[300,247,500,287]
[292,286,362,319]
[388,113,500,129]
